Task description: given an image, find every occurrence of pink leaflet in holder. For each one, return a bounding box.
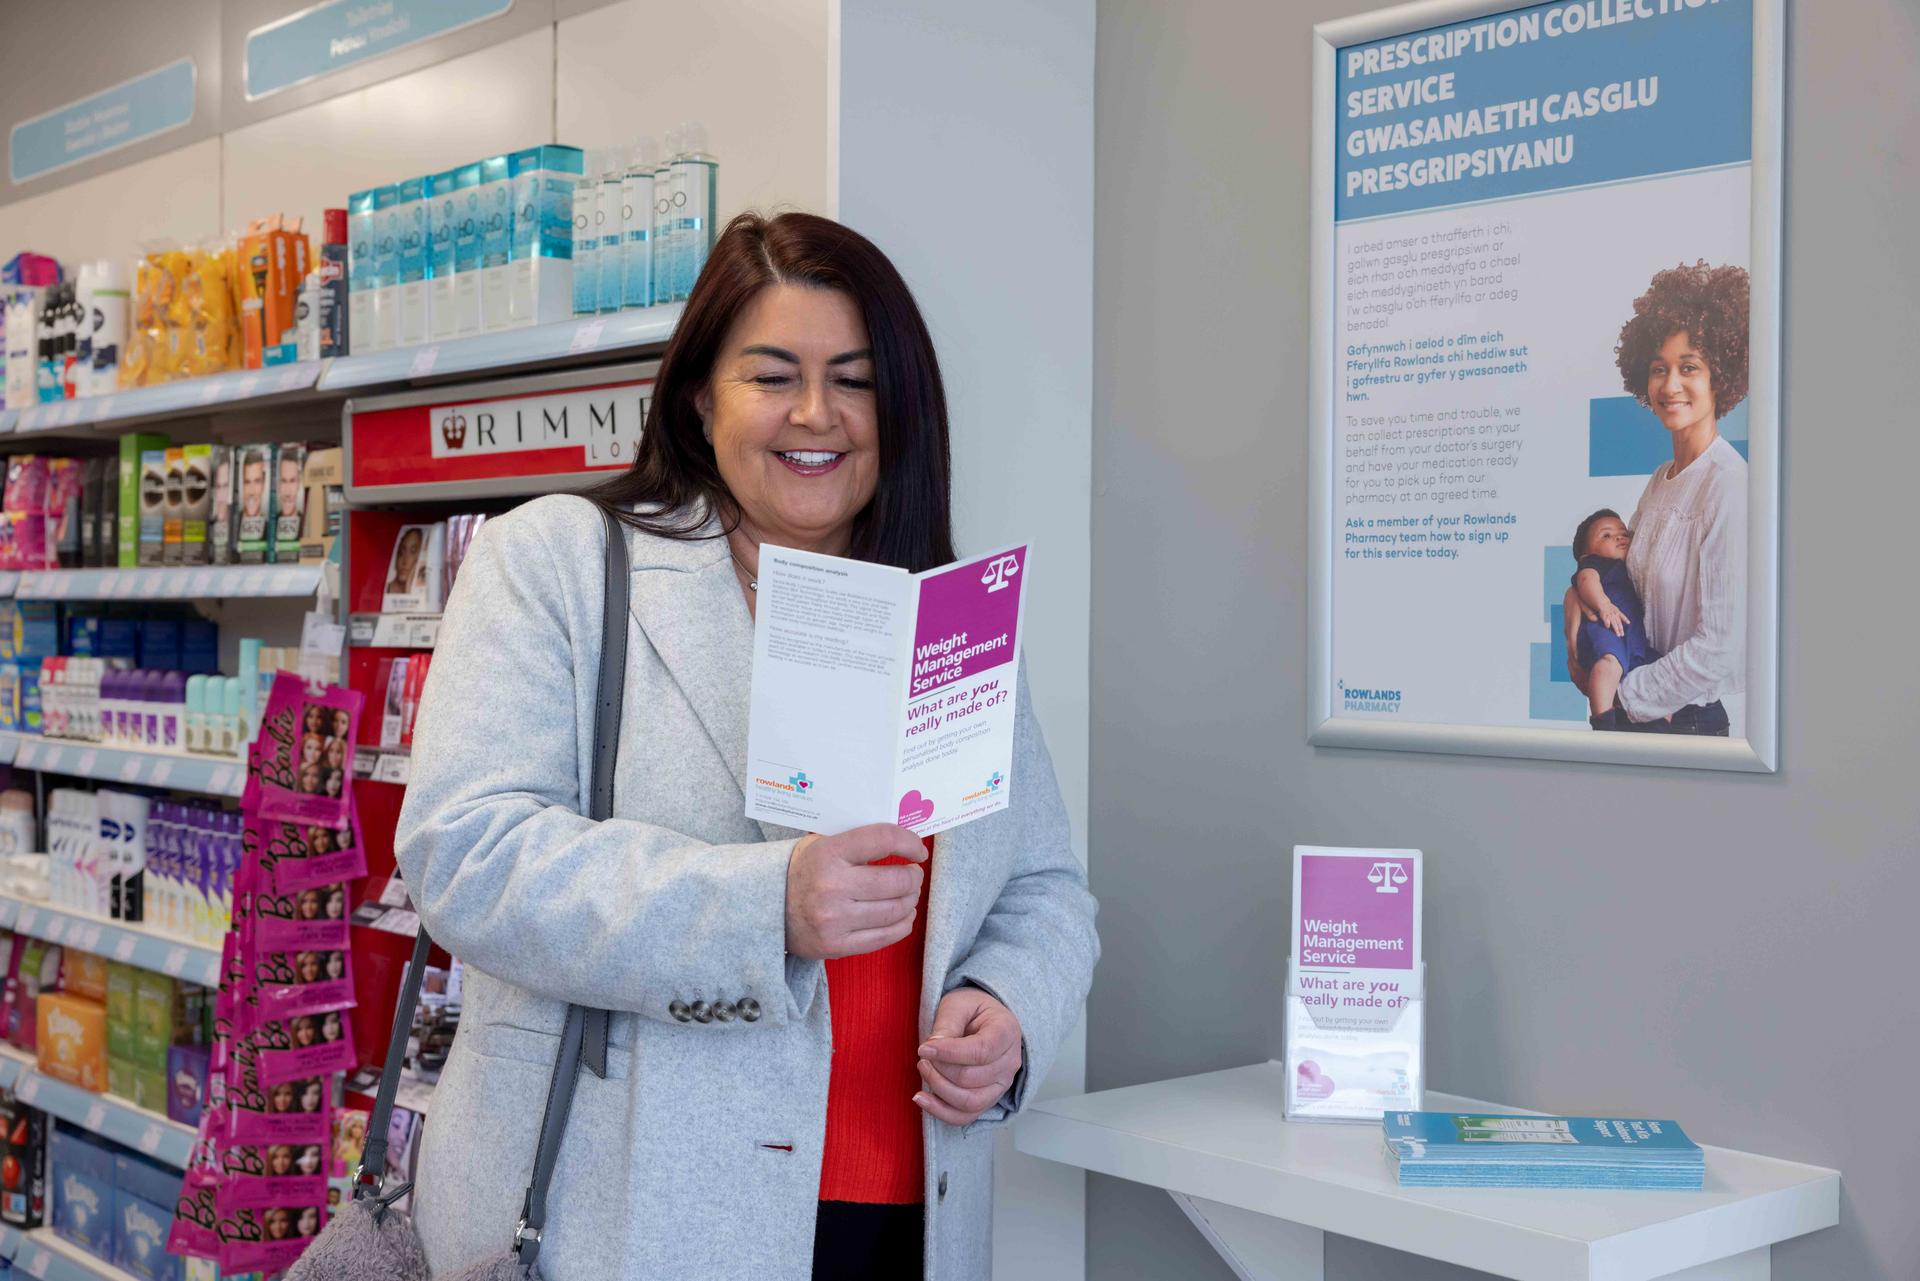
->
[256,1010,357,1085]
[251,946,355,1020]
[262,801,369,894]
[214,1142,330,1213]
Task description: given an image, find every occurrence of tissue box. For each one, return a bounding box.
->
[166,1044,209,1128]
[37,991,107,1091]
[105,963,136,1061]
[50,1124,116,1256]
[114,1152,183,1281]
[63,950,109,1003]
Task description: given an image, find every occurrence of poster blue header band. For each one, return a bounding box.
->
[9,58,196,185]
[246,0,515,101]
[1335,0,1751,222]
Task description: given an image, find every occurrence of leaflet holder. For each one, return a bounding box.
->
[1282,956,1425,1124]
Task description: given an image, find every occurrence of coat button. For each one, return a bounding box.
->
[713,1000,737,1022]
[668,1001,692,1023]
[690,1000,713,1024]
[938,1172,948,1199]
[738,998,761,1023]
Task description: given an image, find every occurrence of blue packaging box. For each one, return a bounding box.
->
[181,618,218,675]
[114,1152,182,1281]
[50,1125,117,1258]
[136,617,181,670]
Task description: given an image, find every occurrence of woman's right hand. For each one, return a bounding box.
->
[786,824,929,959]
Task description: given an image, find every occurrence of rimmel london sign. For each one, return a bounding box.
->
[342,370,653,502]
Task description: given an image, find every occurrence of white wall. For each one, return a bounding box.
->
[838,3,1095,1277]
[0,138,223,267]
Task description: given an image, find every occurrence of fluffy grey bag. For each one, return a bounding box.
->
[286,501,629,1281]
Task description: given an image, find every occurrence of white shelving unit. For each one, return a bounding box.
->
[10,563,323,602]
[0,1224,145,1281]
[5,362,325,437]
[0,893,221,987]
[0,732,245,800]
[320,304,682,391]
[0,1048,194,1169]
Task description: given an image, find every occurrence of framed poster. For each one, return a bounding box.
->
[1307,0,1781,771]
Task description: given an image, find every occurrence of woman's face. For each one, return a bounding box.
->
[297,1207,321,1236]
[298,890,322,919]
[300,764,323,793]
[322,1012,342,1041]
[297,952,323,983]
[300,1081,325,1112]
[301,735,323,768]
[697,284,880,556]
[394,530,423,581]
[324,890,345,919]
[268,1146,294,1175]
[304,706,325,735]
[325,952,345,980]
[292,1017,317,1046]
[296,1147,322,1176]
[1647,330,1716,437]
[325,738,346,770]
[270,1083,296,1112]
[324,769,344,798]
[332,709,350,738]
[265,1208,291,1239]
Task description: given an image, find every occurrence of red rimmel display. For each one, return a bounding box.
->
[341,362,657,504]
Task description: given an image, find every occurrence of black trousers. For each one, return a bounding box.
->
[1591,699,1730,736]
[812,1200,923,1280]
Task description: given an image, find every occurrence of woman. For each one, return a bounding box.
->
[1566,260,1749,734]
[395,211,1098,1281]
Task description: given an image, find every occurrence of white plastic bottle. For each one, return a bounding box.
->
[572,147,602,316]
[620,138,659,311]
[669,122,719,301]
[596,145,627,314]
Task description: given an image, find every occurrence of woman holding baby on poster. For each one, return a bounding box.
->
[1565,260,1750,736]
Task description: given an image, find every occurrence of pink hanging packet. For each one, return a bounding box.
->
[221,1201,331,1274]
[255,1007,357,1084]
[252,945,355,1018]
[214,1140,329,1213]
[261,801,368,894]
[167,1183,224,1262]
[224,1057,331,1145]
[252,873,351,953]
[244,674,362,827]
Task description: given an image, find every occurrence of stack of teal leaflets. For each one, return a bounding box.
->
[1383,1112,1705,1189]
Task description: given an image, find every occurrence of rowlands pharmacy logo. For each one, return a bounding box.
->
[789,771,812,794]
[1338,679,1401,714]
[440,411,468,450]
[987,771,1003,792]
[980,553,1021,593]
[1368,860,1408,893]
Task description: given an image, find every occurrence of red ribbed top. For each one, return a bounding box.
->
[818,838,934,1204]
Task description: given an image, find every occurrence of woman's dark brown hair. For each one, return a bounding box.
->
[1614,259,1751,416]
[588,212,956,572]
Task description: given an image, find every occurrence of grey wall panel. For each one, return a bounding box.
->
[1088,2,1918,1281]
[0,0,222,206]
[220,0,553,130]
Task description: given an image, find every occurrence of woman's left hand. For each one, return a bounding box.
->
[915,988,1023,1126]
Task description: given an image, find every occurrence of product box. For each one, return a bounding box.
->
[115,434,165,568]
[300,448,344,563]
[132,970,197,1071]
[133,1065,168,1114]
[395,176,429,347]
[37,992,106,1091]
[235,443,275,564]
[83,457,111,567]
[477,155,513,331]
[347,188,377,355]
[426,170,461,341]
[178,443,215,565]
[380,522,446,613]
[451,162,484,335]
[273,443,307,565]
[114,1151,182,1281]
[207,444,236,565]
[160,448,185,565]
[108,1054,136,1103]
[48,457,82,569]
[372,185,401,351]
[509,145,584,329]
[0,1087,48,1229]
[63,950,109,1004]
[49,1124,115,1256]
[5,939,62,1051]
[166,1043,209,1128]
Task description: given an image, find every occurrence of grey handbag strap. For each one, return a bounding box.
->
[354,502,630,1260]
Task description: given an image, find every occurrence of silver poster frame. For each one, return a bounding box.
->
[1306,0,1783,773]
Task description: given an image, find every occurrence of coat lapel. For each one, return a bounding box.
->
[622,520,781,834]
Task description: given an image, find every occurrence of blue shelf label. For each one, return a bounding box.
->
[9,58,197,185]
[246,0,516,101]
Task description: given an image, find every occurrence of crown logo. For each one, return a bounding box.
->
[441,412,468,449]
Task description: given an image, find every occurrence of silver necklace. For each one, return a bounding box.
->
[728,546,758,592]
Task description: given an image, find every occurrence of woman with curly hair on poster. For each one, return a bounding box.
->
[1567,260,1749,735]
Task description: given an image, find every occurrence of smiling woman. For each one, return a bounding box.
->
[393,209,1099,1281]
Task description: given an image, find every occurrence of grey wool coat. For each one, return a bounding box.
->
[392,495,1100,1280]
